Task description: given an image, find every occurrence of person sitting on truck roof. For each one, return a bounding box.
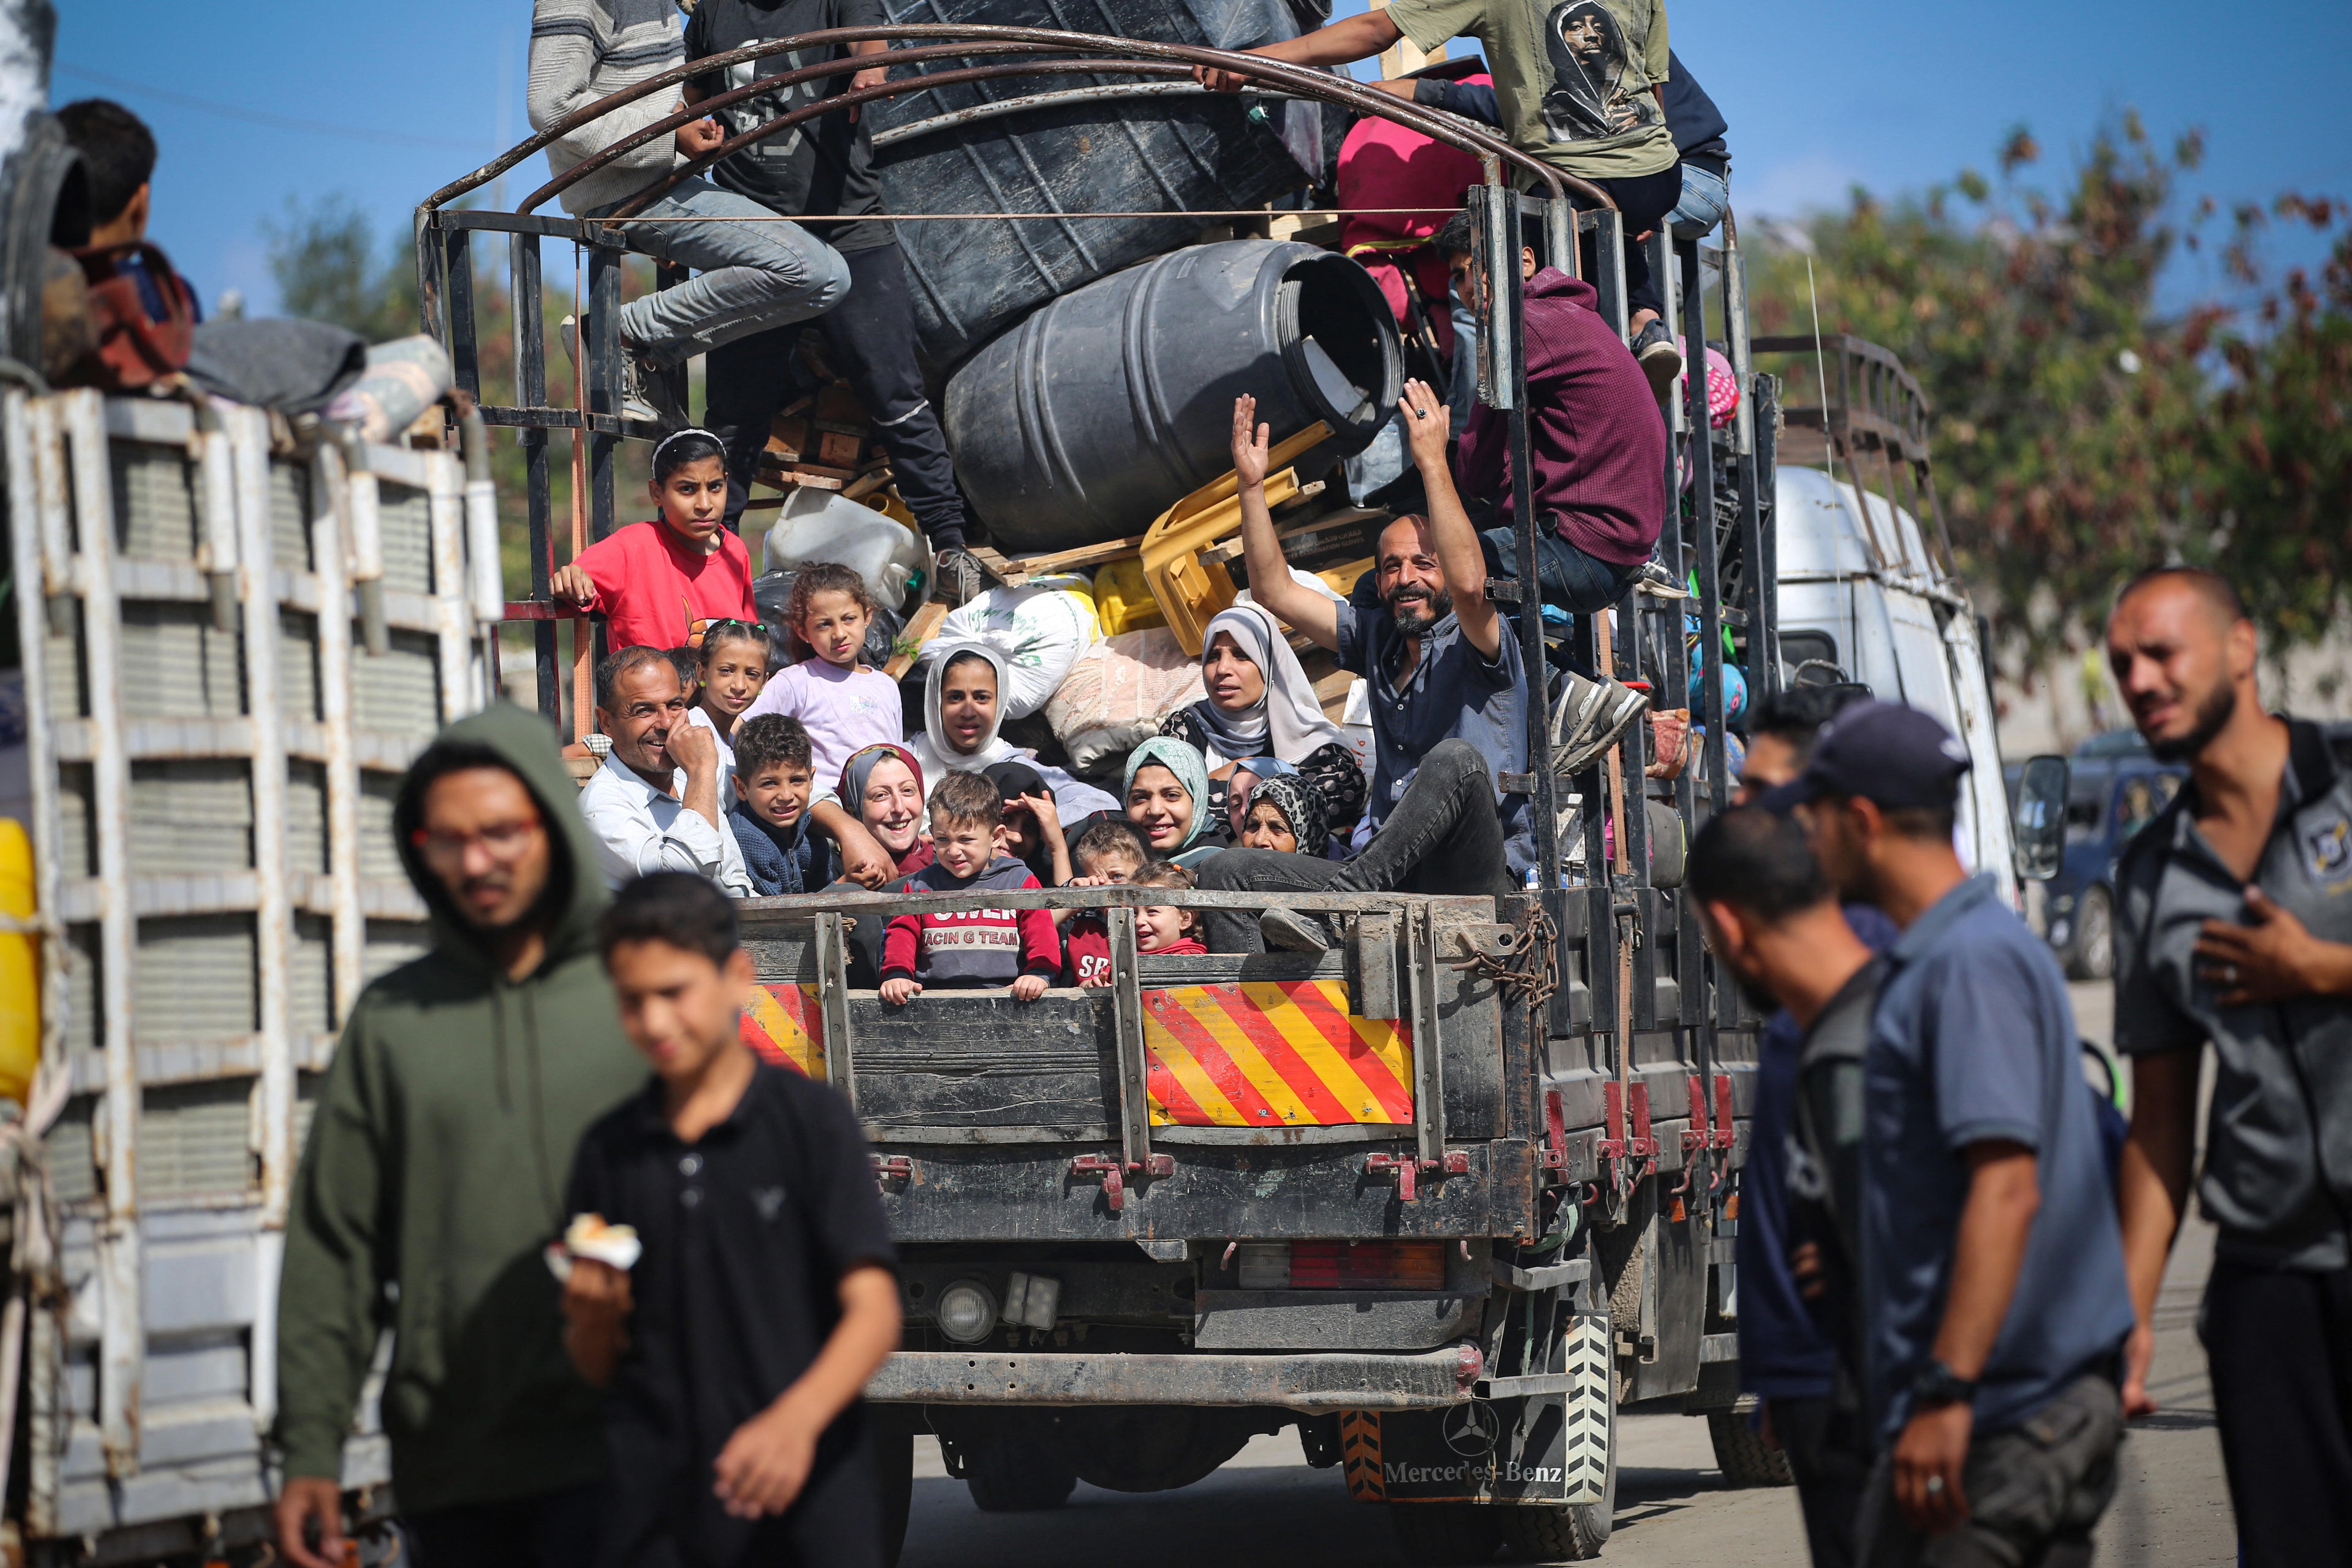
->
[678,0,991,608]
[1431,207,1669,623]
[274,705,647,1568]
[1198,0,1686,396]
[1157,602,1367,842]
[528,0,852,429]
[57,99,201,333]
[581,646,756,897]
[1405,47,1732,246]
[561,872,901,1568]
[551,430,759,655]
[1195,383,1529,953]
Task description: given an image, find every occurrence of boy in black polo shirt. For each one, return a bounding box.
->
[562,873,901,1567]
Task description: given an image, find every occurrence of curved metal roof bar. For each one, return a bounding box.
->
[417,24,1599,225]
[511,38,1047,215]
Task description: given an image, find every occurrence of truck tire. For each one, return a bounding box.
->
[1388,1501,1504,1563]
[1498,1497,1612,1563]
[964,1435,1080,1512]
[1706,1410,1795,1488]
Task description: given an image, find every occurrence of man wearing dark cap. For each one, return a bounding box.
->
[1771,701,2135,1567]
[2106,566,2352,1564]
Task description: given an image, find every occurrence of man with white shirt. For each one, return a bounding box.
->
[579,646,754,896]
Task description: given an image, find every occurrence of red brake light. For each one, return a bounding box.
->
[1287,1240,1446,1291]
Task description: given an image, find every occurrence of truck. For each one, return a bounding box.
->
[0,13,2071,1565]
[411,24,1818,1564]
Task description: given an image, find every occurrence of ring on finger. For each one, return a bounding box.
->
[1924,1475,1945,1495]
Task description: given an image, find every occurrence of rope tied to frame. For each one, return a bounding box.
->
[1449,899,1559,1013]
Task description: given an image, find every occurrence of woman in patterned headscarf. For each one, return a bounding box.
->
[1237,773,1330,857]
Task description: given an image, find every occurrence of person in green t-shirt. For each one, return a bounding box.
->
[1199,0,1685,394]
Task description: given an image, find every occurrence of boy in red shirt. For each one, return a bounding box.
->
[553,429,756,651]
[880,773,1061,1004]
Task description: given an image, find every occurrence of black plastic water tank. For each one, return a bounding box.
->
[869,0,1324,370]
[942,239,1403,552]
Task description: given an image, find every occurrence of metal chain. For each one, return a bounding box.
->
[1450,900,1560,1013]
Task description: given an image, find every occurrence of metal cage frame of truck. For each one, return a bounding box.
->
[402,23,1785,1558]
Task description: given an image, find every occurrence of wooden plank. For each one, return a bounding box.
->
[986,534,1148,586]
[845,993,1119,1128]
[884,600,950,679]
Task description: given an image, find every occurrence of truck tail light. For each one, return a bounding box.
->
[1288,1240,1446,1291]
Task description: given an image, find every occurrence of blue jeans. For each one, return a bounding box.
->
[1479,521,1644,615]
[1670,163,1731,241]
[590,178,852,369]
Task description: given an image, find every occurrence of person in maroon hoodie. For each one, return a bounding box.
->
[879,772,1061,1004]
[1434,207,1668,618]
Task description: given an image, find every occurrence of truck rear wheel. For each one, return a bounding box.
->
[1388,1500,1504,1563]
[964,1434,1080,1512]
[1498,1497,1612,1563]
[1706,1410,1795,1487]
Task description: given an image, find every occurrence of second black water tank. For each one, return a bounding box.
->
[943,239,1402,552]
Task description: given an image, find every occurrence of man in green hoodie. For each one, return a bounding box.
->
[273,706,647,1568]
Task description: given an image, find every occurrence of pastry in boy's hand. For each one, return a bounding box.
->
[545,1212,644,1282]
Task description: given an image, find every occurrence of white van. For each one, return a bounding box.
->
[1772,464,2021,908]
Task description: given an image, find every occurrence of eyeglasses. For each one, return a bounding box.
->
[411,816,544,865]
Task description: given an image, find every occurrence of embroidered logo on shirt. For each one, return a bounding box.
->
[752,1186,787,1221]
[2303,814,2352,891]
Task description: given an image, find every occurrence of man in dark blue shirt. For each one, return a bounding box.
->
[1199,382,1531,952]
[1770,702,2134,1567]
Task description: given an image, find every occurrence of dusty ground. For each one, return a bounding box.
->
[899,983,2238,1567]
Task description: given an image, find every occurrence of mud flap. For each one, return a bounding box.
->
[1337,1310,1612,1505]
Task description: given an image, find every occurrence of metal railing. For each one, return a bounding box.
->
[406,28,1771,1213]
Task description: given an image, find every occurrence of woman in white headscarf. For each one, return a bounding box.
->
[908,639,1118,821]
[1159,602,1365,838]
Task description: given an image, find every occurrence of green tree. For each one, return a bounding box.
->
[1747,116,2348,665]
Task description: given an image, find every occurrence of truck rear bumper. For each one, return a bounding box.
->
[869,1345,1477,1411]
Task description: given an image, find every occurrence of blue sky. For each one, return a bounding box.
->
[53,0,2352,319]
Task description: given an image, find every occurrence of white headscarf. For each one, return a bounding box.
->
[909,638,1119,821]
[912,639,1017,776]
[1187,603,1347,767]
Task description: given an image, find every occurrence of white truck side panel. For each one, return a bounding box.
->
[6,393,492,1551]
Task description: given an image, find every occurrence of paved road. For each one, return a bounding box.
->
[901,984,2238,1566]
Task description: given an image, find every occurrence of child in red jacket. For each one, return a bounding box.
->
[1063,819,1151,986]
[881,773,1060,1004]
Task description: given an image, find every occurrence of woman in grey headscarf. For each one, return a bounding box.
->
[1158,602,1366,837]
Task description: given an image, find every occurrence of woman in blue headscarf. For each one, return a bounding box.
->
[1123,736,1225,868]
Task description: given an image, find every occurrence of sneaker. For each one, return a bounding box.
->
[1632,319,1682,403]
[1550,670,1649,776]
[1258,906,1334,953]
[931,545,988,607]
[559,313,676,429]
[1632,560,1692,599]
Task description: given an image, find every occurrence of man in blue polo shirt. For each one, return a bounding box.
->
[1770,702,2134,1567]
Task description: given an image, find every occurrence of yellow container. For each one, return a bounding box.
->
[1140,422,1330,656]
[0,819,38,1108]
[1091,556,1167,638]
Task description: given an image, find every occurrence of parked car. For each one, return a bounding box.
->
[2043,738,2187,979]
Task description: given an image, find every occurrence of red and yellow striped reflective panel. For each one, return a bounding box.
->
[1142,979,1414,1127]
[741,983,825,1077]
